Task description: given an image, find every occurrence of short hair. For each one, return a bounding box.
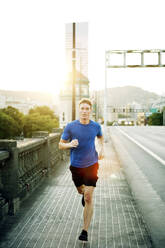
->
[79,98,92,108]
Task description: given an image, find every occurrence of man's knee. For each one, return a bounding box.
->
[77,185,85,194]
[84,187,94,204]
[84,192,92,204]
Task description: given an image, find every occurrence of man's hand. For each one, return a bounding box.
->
[97,135,104,160]
[70,139,79,148]
[59,139,79,150]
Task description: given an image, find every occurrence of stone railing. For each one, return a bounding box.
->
[0,130,68,222]
[0,150,10,221]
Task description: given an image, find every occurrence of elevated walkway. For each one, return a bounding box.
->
[0,136,152,248]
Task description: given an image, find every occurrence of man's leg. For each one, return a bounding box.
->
[76,184,85,194]
[83,186,94,231]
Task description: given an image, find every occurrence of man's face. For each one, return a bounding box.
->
[79,103,92,120]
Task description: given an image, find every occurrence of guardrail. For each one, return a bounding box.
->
[0,130,68,221]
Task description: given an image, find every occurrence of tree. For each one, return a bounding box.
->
[23,106,59,137]
[29,106,56,119]
[0,110,18,139]
[0,105,59,138]
[148,112,163,125]
[0,106,24,138]
[2,106,24,136]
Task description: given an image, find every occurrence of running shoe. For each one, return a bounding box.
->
[79,230,88,241]
[82,194,85,207]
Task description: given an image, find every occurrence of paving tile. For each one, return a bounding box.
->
[0,138,153,248]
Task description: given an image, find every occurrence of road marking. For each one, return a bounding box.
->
[117,128,165,166]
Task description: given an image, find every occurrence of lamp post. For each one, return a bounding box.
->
[104,51,108,142]
[72,23,76,121]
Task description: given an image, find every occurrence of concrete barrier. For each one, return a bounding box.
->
[0,132,68,222]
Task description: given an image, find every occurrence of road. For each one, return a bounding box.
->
[109,126,165,248]
[110,126,165,202]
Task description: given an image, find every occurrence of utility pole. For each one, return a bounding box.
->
[72,23,76,121]
[104,51,108,142]
[79,56,82,100]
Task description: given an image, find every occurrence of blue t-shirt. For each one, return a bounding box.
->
[61,120,102,168]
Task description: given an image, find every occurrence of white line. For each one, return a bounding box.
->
[118,188,132,248]
[56,188,78,248]
[89,178,97,248]
[22,173,71,248]
[115,193,123,248]
[72,205,84,248]
[9,180,65,247]
[107,164,115,248]
[65,196,81,248]
[33,183,72,248]
[9,170,68,247]
[104,162,108,248]
[98,161,104,248]
[130,198,149,248]
[118,128,165,166]
[49,186,76,248]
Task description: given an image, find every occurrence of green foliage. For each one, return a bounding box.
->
[107,121,113,126]
[0,105,59,139]
[23,106,59,137]
[148,112,163,126]
[0,106,24,138]
[29,106,55,119]
[118,114,130,118]
[0,110,18,138]
[2,106,24,134]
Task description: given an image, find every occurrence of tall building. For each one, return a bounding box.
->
[65,22,88,78]
[59,23,89,128]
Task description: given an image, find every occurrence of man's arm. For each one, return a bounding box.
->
[59,139,79,150]
[97,135,104,160]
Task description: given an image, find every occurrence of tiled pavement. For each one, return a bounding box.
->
[0,137,153,248]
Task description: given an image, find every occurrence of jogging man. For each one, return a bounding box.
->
[59,98,104,241]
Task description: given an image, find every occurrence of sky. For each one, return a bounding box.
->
[0,0,165,96]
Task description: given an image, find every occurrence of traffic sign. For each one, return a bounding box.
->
[150,108,158,113]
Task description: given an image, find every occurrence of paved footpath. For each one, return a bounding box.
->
[0,136,153,248]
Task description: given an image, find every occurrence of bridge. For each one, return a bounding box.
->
[0,127,164,247]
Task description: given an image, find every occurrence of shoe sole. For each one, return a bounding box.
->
[78,239,88,243]
[79,236,88,242]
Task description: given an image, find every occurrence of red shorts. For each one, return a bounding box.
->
[69,162,99,187]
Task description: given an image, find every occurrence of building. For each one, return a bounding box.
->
[59,22,89,127]
[137,112,145,126]
[0,90,57,115]
[92,89,148,125]
[59,71,89,127]
[65,23,88,78]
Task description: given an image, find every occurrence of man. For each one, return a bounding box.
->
[59,98,104,242]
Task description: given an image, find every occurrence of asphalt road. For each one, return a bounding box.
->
[109,126,165,248]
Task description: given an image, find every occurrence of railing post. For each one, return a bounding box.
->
[32,131,50,175]
[46,136,51,176]
[0,140,20,215]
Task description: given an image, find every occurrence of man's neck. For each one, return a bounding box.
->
[79,118,90,125]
